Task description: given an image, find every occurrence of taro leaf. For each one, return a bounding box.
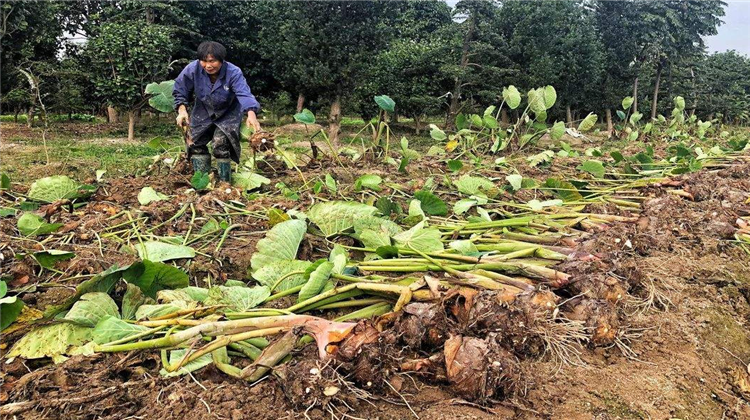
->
[375,196,399,217]
[629,112,643,125]
[502,86,522,110]
[393,221,444,252]
[92,315,150,344]
[375,245,399,259]
[543,178,583,202]
[233,171,270,191]
[622,96,634,110]
[542,86,557,109]
[398,157,409,173]
[157,287,208,303]
[579,160,606,179]
[550,121,566,141]
[453,199,477,215]
[360,229,392,249]
[353,215,401,239]
[447,160,463,172]
[1,296,24,330]
[34,250,74,269]
[470,114,483,128]
[456,113,469,130]
[252,260,312,291]
[7,322,93,360]
[17,213,63,236]
[521,178,538,189]
[454,175,494,197]
[325,174,337,192]
[634,152,654,170]
[121,283,154,320]
[374,95,395,112]
[429,124,446,141]
[298,261,334,302]
[148,137,169,149]
[403,199,426,225]
[123,260,189,299]
[354,174,382,192]
[145,80,175,113]
[483,115,498,129]
[250,219,307,270]
[527,88,547,115]
[43,264,130,318]
[616,110,627,121]
[1,173,10,190]
[449,240,478,255]
[134,241,195,262]
[294,108,316,124]
[674,96,685,111]
[414,190,447,216]
[0,207,16,217]
[329,245,348,275]
[137,187,168,205]
[27,175,81,203]
[135,302,189,320]
[527,150,555,167]
[505,174,523,191]
[205,285,270,312]
[268,208,290,227]
[191,171,210,190]
[611,151,624,163]
[63,292,119,327]
[160,349,213,377]
[578,113,598,132]
[307,201,378,237]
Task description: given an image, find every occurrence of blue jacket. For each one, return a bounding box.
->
[173,60,260,162]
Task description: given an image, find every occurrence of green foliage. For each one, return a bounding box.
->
[205,285,271,312]
[307,201,379,237]
[414,190,448,216]
[354,174,383,192]
[124,260,189,299]
[145,80,175,113]
[137,187,168,206]
[28,175,90,203]
[17,213,63,236]
[134,241,195,263]
[298,261,334,302]
[0,280,24,330]
[7,322,92,360]
[191,172,210,191]
[374,95,395,113]
[250,219,307,270]
[64,292,119,327]
[294,109,316,125]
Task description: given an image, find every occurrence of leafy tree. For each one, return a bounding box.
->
[1,88,32,122]
[86,21,173,140]
[695,51,750,123]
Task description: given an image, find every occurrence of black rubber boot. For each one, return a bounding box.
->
[217,158,232,183]
[191,154,211,174]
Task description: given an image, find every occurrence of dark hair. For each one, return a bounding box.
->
[197,41,227,62]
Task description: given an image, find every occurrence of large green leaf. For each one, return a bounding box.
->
[233,171,270,190]
[92,316,150,344]
[145,80,175,113]
[34,250,74,268]
[453,199,477,215]
[307,201,378,237]
[160,349,213,377]
[293,108,316,124]
[360,229,392,249]
[354,174,382,192]
[374,95,395,112]
[502,86,521,109]
[123,260,189,298]
[542,86,557,109]
[578,113,598,132]
[43,264,130,318]
[191,171,210,190]
[205,285,270,312]
[414,190,447,216]
[298,261,334,302]
[352,215,401,239]
[121,283,154,320]
[393,221,444,252]
[252,260,312,291]
[137,187,168,205]
[63,292,119,327]
[527,88,547,115]
[135,302,190,320]
[506,174,523,191]
[7,322,93,360]
[543,178,583,202]
[454,175,494,196]
[429,124,446,141]
[27,175,81,203]
[550,121,566,141]
[134,241,195,262]
[329,245,348,275]
[1,296,24,330]
[579,160,606,179]
[622,96,634,110]
[250,219,307,270]
[17,213,63,236]
[674,96,685,111]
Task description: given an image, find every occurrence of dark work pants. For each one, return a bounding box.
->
[188,125,231,159]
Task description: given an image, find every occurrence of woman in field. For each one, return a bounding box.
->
[173,41,261,182]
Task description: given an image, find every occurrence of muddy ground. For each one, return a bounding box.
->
[1,132,750,419]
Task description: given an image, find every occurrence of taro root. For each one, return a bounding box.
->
[444,334,520,401]
[562,297,620,346]
[395,302,449,349]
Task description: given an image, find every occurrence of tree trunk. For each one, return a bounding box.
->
[500,108,509,125]
[128,110,136,141]
[26,108,33,128]
[414,115,421,135]
[296,93,305,113]
[632,76,639,114]
[393,113,399,124]
[650,61,663,120]
[447,12,475,130]
[327,94,342,145]
[605,108,613,137]
[566,105,573,127]
[107,106,119,123]
[689,67,697,117]
[13,108,19,123]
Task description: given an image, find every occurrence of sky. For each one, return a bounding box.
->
[445,0,750,57]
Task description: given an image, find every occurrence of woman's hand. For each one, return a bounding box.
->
[247,110,261,133]
[176,105,190,128]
